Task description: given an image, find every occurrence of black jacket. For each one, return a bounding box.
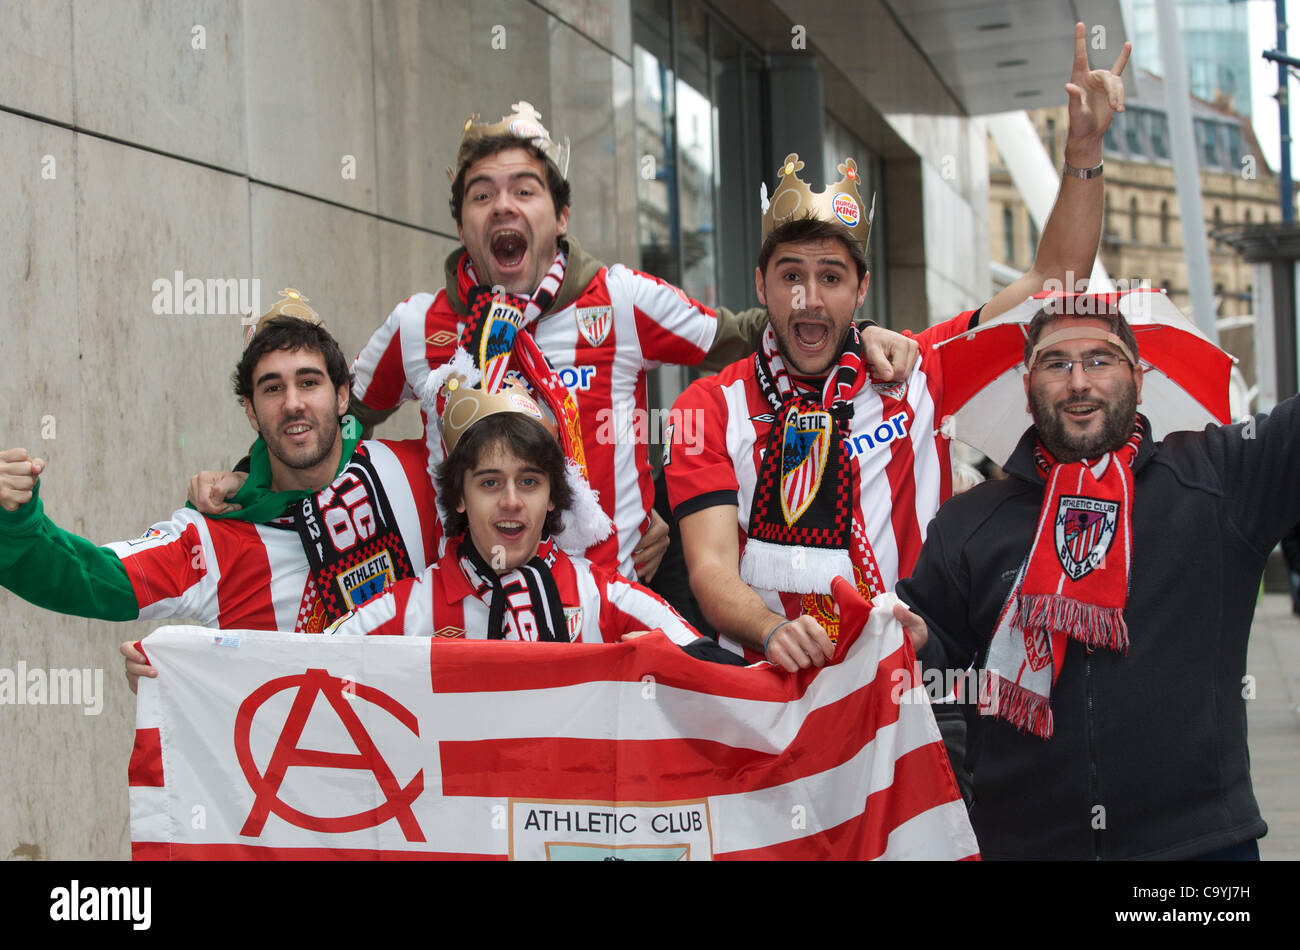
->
[897,397,1300,859]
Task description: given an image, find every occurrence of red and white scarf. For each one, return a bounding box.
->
[980,419,1143,738]
[420,249,612,555]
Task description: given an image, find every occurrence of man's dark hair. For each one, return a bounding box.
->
[232,315,353,403]
[1022,302,1141,367]
[436,412,574,540]
[448,135,571,226]
[756,215,869,283]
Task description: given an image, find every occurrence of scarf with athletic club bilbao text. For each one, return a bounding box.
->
[456,251,590,478]
[458,535,569,642]
[740,323,870,597]
[291,443,416,633]
[979,419,1143,738]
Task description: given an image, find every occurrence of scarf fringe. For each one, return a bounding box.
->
[740,539,854,595]
[554,459,614,555]
[979,671,1055,739]
[1015,593,1130,652]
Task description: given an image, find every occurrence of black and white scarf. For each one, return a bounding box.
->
[459,536,570,642]
[740,324,867,594]
[291,444,414,632]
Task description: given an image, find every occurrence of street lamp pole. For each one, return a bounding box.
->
[1262,0,1295,220]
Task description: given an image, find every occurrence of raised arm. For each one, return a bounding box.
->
[0,449,139,621]
[982,21,1130,324]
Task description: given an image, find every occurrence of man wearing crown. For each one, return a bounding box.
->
[188,103,923,587]
[0,297,442,690]
[308,100,922,586]
[664,24,1129,674]
[327,374,745,666]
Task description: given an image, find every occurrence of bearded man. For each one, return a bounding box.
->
[894,300,1300,859]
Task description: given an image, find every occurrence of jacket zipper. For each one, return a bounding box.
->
[1085,654,1102,860]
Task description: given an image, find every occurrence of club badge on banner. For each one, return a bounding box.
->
[129,592,978,861]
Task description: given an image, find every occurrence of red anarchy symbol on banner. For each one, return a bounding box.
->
[233,668,425,841]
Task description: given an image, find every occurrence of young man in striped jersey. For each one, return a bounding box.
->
[329,378,744,665]
[297,102,920,585]
[665,25,1128,672]
[0,299,439,691]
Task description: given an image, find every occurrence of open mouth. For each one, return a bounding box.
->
[792,321,829,348]
[495,521,526,541]
[283,422,312,438]
[490,230,528,269]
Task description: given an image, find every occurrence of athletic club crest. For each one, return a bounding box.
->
[480,299,524,393]
[564,606,583,642]
[575,305,612,347]
[780,408,832,525]
[1054,496,1119,581]
[871,379,908,401]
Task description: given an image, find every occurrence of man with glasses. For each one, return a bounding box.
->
[894,297,1300,859]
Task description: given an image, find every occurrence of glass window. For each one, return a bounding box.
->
[1003,206,1015,263]
[1196,120,1221,167]
[1103,112,1122,155]
[824,113,885,323]
[1160,200,1169,245]
[673,0,717,307]
[1130,196,1139,242]
[1225,124,1244,169]
[632,0,679,288]
[1125,111,1144,155]
[1149,112,1170,160]
[713,27,763,314]
[632,0,767,420]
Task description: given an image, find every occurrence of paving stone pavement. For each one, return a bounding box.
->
[1248,593,1300,860]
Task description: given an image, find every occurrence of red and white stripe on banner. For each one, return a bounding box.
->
[129,590,978,861]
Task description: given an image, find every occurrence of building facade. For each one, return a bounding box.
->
[988,68,1284,388]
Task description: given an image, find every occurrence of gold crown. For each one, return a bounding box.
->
[760,153,875,245]
[439,375,549,455]
[446,100,570,183]
[244,288,321,347]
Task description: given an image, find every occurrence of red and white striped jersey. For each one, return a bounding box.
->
[105,440,438,631]
[350,260,719,576]
[330,537,702,646]
[665,312,975,658]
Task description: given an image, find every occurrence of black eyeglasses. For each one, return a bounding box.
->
[1032,353,1130,380]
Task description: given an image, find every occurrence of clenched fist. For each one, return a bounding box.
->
[0,448,45,512]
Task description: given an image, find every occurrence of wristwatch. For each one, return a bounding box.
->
[1063,159,1104,179]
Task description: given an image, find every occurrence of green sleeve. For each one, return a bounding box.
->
[0,483,140,621]
[699,306,769,373]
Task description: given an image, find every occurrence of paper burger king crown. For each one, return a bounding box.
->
[760,153,875,246]
[244,288,321,347]
[447,100,571,183]
[439,374,548,455]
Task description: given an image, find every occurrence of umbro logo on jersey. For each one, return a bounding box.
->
[750,413,777,425]
[433,625,465,638]
[126,527,167,546]
[427,329,458,347]
[575,306,612,347]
